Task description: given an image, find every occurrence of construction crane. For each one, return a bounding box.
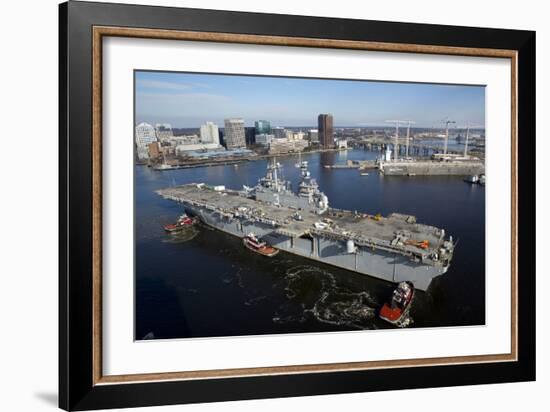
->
[443,119,456,155]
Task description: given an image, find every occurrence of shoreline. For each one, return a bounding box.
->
[143,147,350,170]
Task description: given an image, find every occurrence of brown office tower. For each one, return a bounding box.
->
[318,114,334,148]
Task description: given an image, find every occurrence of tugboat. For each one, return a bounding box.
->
[163,214,194,233]
[243,233,279,257]
[379,281,415,327]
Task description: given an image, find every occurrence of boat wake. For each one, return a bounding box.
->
[275,265,379,329]
[161,226,200,243]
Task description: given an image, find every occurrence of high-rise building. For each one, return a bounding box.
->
[318,114,334,148]
[135,122,157,148]
[245,127,256,146]
[224,118,246,148]
[200,122,220,145]
[255,120,271,135]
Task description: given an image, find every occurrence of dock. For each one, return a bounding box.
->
[379,159,484,176]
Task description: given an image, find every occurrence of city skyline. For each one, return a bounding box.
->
[135,71,485,129]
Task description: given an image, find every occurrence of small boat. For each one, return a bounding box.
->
[464,174,479,184]
[478,174,486,186]
[243,233,279,257]
[360,172,369,176]
[379,281,415,327]
[164,214,195,232]
[154,163,174,170]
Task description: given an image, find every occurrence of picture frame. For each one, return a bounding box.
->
[59,1,536,410]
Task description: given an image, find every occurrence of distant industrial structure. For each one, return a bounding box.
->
[318,114,334,148]
[154,123,174,141]
[224,118,246,148]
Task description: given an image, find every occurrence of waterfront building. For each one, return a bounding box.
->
[135,122,157,148]
[185,148,255,160]
[272,126,286,139]
[336,139,348,149]
[166,135,201,147]
[155,123,173,141]
[200,122,220,145]
[224,118,246,148]
[148,141,161,159]
[268,137,308,154]
[293,131,305,140]
[175,142,224,156]
[255,133,275,145]
[255,120,271,135]
[136,147,149,161]
[318,114,334,148]
[309,129,319,143]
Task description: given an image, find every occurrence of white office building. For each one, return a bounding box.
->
[135,122,158,160]
[135,122,157,148]
[336,139,348,149]
[224,118,246,148]
[176,142,223,156]
[268,137,308,154]
[200,122,220,145]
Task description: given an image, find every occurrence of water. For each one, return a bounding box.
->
[135,149,485,340]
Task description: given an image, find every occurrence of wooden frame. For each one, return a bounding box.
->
[60,1,535,410]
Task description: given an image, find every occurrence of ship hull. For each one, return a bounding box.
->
[186,204,446,291]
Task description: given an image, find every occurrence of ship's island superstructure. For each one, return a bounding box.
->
[156,160,455,291]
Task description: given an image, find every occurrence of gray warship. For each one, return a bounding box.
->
[156,160,455,291]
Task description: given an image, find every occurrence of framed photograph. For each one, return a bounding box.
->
[59,1,535,410]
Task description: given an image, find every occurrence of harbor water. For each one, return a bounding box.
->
[135,149,485,339]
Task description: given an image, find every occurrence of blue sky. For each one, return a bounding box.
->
[135,71,485,129]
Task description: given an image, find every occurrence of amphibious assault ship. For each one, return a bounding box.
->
[156,160,455,291]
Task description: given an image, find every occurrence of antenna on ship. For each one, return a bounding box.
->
[272,157,278,189]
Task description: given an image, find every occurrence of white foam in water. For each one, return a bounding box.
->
[277,265,381,330]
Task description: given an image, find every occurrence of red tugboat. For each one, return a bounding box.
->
[243,233,279,257]
[163,214,195,233]
[379,281,415,327]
